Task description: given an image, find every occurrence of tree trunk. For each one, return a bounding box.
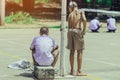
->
[0,0,5,26]
[23,0,34,11]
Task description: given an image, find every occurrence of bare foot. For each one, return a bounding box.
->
[77,71,87,76]
[70,70,75,75]
[70,72,74,75]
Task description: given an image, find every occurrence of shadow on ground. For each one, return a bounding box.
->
[14,72,37,80]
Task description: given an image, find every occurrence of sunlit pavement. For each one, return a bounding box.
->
[0,26,120,80]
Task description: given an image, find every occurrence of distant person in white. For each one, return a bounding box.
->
[90,17,102,32]
[30,27,59,67]
[107,16,117,32]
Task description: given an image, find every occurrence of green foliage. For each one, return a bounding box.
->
[5,12,35,24]
[98,0,103,3]
[15,0,22,3]
[106,0,112,6]
[86,0,91,3]
[35,0,49,3]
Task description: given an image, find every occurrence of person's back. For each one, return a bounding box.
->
[90,17,101,32]
[107,18,116,30]
[90,19,99,30]
[30,27,59,67]
[68,10,81,29]
[32,35,55,65]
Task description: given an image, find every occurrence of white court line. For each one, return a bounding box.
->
[0,39,28,47]
[1,38,120,68]
[0,39,103,80]
[86,58,120,67]
[0,38,30,40]
[0,75,10,78]
[7,40,27,47]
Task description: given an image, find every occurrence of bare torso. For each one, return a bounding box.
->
[68,9,87,30]
[68,10,82,29]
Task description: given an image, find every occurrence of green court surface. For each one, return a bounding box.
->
[0,27,120,80]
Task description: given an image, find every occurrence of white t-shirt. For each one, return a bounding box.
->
[107,18,116,30]
[30,34,56,66]
[90,19,100,30]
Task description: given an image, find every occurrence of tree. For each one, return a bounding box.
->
[0,0,5,26]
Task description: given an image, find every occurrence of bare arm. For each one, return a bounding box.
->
[30,47,35,54]
[51,45,59,53]
[68,14,72,29]
[30,38,36,54]
[81,11,87,35]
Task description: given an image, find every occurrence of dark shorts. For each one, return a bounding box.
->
[91,26,100,32]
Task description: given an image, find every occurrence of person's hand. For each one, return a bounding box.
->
[32,48,35,53]
[51,45,59,53]
[81,32,85,38]
[55,45,59,50]
[100,23,102,27]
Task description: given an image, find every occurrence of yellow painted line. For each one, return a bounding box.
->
[86,75,102,80]
[0,52,103,80]
[0,51,21,60]
[0,51,32,62]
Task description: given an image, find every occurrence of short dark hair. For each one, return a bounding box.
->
[107,16,112,19]
[95,17,99,20]
[40,27,49,35]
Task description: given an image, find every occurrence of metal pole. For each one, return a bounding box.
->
[0,0,5,26]
[60,0,66,77]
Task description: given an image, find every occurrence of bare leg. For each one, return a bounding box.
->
[51,50,59,67]
[77,50,87,76]
[70,50,75,75]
